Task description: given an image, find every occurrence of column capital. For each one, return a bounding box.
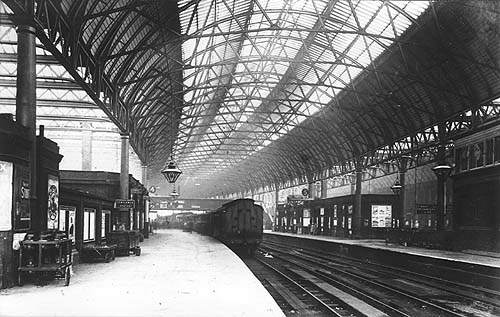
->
[12,17,37,31]
[120,132,130,138]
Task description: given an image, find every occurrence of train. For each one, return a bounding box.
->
[193,198,263,256]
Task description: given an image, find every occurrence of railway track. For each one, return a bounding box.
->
[245,242,500,316]
[245,255,369,316]
[263,240,500,309]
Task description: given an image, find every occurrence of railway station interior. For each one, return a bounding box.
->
[0,0,500,316]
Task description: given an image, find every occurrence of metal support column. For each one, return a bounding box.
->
[353,164,363,238]
[15,7,37,229]
[120,132,130,229]
[435,145,447,231]
[398,170,406,228]
[275,186,280,230]
[141,165,149,238]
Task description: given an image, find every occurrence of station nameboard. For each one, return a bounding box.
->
[416,204,436,214]
[114,199,135,209]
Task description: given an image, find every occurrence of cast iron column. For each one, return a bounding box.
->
[120,132,130,229]
[353,165,363,238]
[435,145,446,231]
[398,170,406,228]
[141,164,148,237]
[275,186,280,230]
[15,11,37,228]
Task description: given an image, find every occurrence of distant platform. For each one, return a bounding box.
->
[264,230,500,269]
[0,230,285,317]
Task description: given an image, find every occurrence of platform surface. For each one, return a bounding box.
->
[0,230,285,317]
[266,231,500,269]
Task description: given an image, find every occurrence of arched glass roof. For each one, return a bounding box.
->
[3,0,500,197]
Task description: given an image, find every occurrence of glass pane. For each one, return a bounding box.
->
[84,211,89,241]
[101,211,106,238]
[89,211,95,240]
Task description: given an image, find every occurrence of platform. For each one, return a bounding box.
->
[0,230,285,317]
[265,231,500,269]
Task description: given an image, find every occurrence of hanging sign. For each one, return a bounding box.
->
[114,199,135,209]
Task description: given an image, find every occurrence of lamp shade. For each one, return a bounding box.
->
[432,164,452,179]
[161,159,182,183]
[391,178,403,195]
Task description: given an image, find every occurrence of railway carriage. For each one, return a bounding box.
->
[194,198,263,255]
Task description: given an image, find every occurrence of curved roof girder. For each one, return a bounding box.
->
[4,0,500,198]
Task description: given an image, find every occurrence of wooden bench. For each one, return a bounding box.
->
[82,243,117,263]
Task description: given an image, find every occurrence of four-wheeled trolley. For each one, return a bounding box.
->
[18,238,73,286]
[107,230,141,256]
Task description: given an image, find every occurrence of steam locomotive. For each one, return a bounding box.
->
[194,198,263,256]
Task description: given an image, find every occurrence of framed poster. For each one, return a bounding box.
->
[47,175,59,229]
[61,205,76,243]
[14,164,30,230]
[102,210,111,238]
[0,161,13,230]
[303,217,310,226]
[371,205,392,228]
[68,207,76,243]
[59,209,66,232]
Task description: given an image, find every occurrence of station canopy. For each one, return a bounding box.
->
[4,0,500,197]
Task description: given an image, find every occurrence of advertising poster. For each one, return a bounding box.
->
[0,161,13,230]
[14,164,30,230]
[59,209,66,232]
[47,175,59,229]
[303,208,310,218]
[371,205,392,228]
[61,205,76,243]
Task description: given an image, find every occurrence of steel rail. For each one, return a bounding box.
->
[261,244,466,317]
[254,256,355,317]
